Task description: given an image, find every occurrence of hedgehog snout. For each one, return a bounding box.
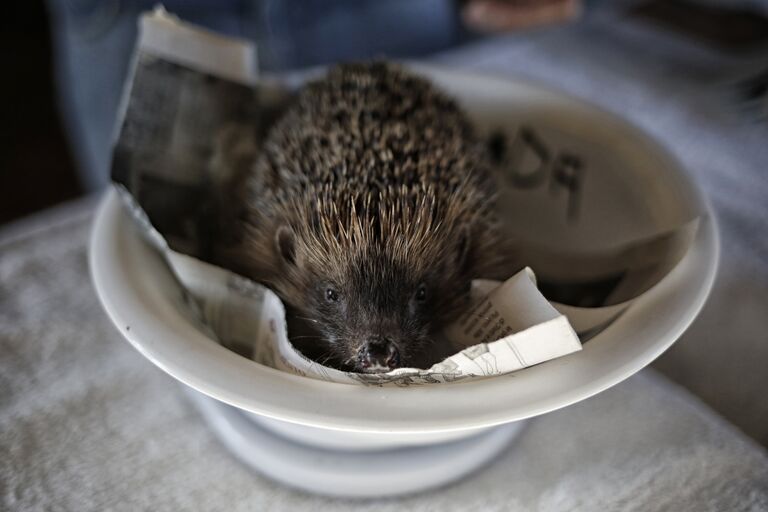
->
[357,336,401,373]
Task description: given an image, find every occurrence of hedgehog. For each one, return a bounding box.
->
[229,62,517,373]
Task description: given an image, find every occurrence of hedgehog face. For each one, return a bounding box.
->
[273,225,473,373]
[310,258,460,373]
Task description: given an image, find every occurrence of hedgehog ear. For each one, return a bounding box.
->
[275,225,297,266]
[456,225,472,275]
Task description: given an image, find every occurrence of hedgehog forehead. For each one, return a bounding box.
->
[298,225,449,288]
[347,249,416,294]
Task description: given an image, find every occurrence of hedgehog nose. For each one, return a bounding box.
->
[359,337,400,372]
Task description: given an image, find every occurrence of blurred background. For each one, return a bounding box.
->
[3,0,766,225]
[2,2,768,506]
[2,2,81,224]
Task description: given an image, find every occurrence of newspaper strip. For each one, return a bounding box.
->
[109,9,699,385]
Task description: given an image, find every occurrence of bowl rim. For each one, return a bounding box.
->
[90,67,719,434]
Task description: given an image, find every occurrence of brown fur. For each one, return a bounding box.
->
[231,62,515,370]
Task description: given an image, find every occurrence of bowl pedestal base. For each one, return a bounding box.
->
[187,390,526,498]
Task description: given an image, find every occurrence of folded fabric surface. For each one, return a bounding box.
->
[1,198,766,511]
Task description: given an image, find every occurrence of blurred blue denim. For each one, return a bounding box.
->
[46,0,466,191]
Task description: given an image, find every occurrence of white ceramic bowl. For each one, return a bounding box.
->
[90,67,718,496]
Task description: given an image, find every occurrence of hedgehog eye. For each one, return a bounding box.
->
[415,284,428,303]
[325,288,340,303]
